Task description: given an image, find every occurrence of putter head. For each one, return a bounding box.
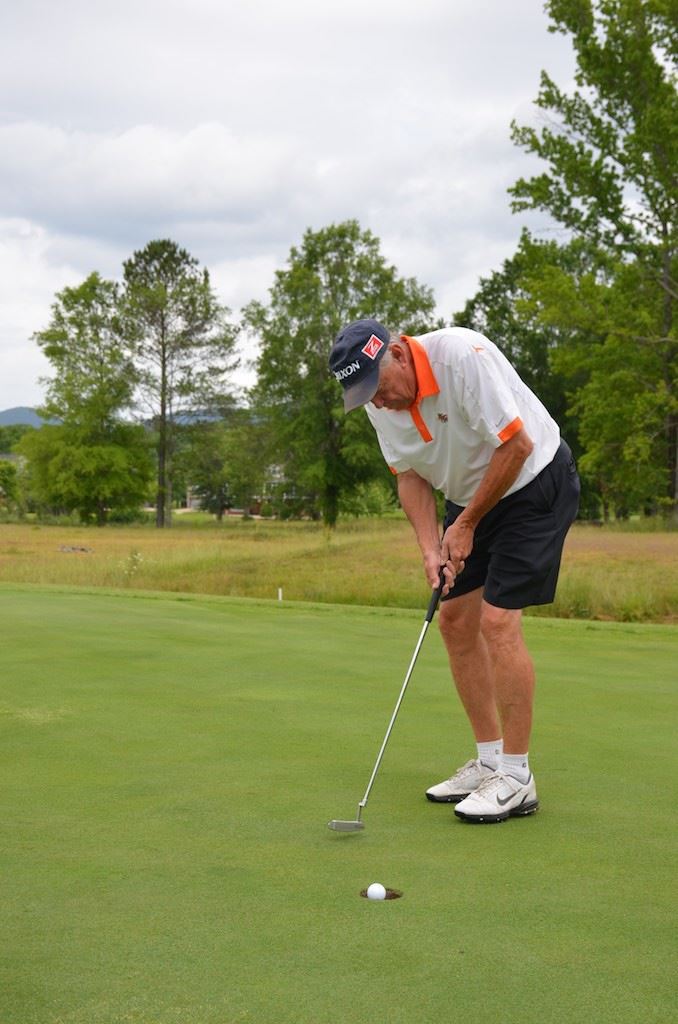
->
[327,819,365,832]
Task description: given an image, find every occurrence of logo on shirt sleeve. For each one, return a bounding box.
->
[361,334,384,360]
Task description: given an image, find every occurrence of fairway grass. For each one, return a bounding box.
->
[1,587,676,1024]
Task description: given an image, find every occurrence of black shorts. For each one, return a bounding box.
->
[442,439,580,610]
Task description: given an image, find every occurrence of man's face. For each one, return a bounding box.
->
[370,344,417,410]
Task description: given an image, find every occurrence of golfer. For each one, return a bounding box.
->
[329,319,580,823]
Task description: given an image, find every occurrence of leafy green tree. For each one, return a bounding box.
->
[180,414,267,519]
[120,240,239,528]
[0,460,18,511]
[26,273,153,524]
[509,0,678,514]
[18,422,153,524]
[338,479,397,518]
[454,231,616,516]
[36,273,132,419]
[524,250,674,515]
[453,230,575,427]
[244,220,436,527]
[0,424,34,452]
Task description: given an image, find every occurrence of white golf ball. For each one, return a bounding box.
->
[367,882,387,901]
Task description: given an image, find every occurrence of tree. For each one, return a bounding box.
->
[453,229,573,427]
[36,273,132,419]
[121,240,239,528]
[453,230,617,517]
[338,479,397,518]
[26,273,153,524]
[0,424,34,452]
[0,460,18,511]
[244,220,436,527]
[18,422,153,524]
[509,0,678,514]
[518,250,671,516]
[186,423,233,519]
[180,413,268,519]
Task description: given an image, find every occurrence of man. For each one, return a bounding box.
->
[329,318,579,823]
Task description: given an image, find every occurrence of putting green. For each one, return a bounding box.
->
[1,586,676,1024]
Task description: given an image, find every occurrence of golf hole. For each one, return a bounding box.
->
[360,888,403,900]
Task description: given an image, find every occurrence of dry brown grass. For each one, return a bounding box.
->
[0,516,677,622]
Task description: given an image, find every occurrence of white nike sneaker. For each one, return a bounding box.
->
[454,771,539,823]
[425,758,496,803]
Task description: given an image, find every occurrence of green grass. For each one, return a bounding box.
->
[1,585,676,1023]
[2,518,678,623]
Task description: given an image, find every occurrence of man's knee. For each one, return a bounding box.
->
[438,591,482,654]
[479,603,523,652]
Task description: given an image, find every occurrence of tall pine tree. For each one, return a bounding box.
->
[121,240,239,527]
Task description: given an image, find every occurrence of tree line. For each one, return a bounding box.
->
[1,0,676,527]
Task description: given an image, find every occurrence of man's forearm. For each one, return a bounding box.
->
[456,428,534,529]
[397,470,440,560]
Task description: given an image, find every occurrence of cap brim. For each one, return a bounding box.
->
[343,366,380,412]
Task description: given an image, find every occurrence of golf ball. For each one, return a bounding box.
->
[367,882,387,901]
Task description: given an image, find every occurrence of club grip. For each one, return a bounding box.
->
[425,568,446,623]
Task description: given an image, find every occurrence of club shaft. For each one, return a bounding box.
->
[358,617,432,811]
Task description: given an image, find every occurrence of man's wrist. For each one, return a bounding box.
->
[455,512,477,532]
[423,546,442,565]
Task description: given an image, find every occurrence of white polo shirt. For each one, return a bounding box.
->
[365,327,560,506]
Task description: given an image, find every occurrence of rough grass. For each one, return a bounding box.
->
[0,516,677,622]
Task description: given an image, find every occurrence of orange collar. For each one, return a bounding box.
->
[401,335,440,442]
[401,335,440,403]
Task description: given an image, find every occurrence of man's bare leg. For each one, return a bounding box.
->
[438,589,501,742]
[479,602,535,754]
[438,592,535,754]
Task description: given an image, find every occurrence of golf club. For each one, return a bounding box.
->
[328,569,446,832]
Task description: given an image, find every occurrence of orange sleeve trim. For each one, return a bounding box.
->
[389,466,398,475]
[498,417,523,443]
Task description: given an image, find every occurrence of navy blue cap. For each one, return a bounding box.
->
[329,319,390,411]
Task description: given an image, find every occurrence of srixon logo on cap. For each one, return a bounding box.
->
[334,360,360,381]
[361,334,384,360]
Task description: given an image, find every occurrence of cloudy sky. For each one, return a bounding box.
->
[0,0,575,410]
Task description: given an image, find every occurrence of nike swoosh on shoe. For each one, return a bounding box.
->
[497,791,528,807]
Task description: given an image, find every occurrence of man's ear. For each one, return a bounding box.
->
[390,341,407,364]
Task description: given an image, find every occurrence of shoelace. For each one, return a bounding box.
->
[449,758,481,782]
[472,771,516,797]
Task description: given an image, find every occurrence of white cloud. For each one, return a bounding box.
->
[0,0,576,409]
[0,219,81,406]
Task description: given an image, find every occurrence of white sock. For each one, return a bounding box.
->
[477,739,503,770]
[501,753,530,784]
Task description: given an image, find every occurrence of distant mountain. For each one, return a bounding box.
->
[0,407,47,427]
[1,407,234,430]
